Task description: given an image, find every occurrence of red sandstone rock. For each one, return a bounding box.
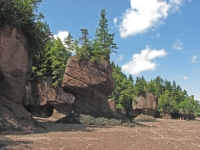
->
[24,77,74,105]
[24,77,75,118]
[108,99,117,113]
[62,56,114,117]
[132,93,158,117]
[0,26,34,130]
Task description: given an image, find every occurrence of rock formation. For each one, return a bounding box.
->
[23,77,75,118]
[160,112,195,120]
[0,26,35,130]
[132,93,158,117]
[62,56,115,117]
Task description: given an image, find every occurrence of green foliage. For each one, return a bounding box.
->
[135,76,147,95]
[64,33,75,52]
[109,62,200,116]
[32,38,71,86]
[50,38,71,86]
[109,63,135,112]
[155,76,165,97]
[92,8,118,62]
[74,9,117,64]
[158,90,177,113]
[116,103,124,110]
[0,0,51,54]
[179,96,199,114]
[154,77,200,115]
[76,28,92,60]
[147,80,156,95]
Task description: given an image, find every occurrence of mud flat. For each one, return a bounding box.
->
[0,118,200,150]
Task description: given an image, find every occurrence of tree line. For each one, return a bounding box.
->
[109,63,200,116]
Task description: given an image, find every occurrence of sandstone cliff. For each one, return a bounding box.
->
[23,77,75,118]
[62,56,115,117]
[132,93,158,117]
[0,26,35,130]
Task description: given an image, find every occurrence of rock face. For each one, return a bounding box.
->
[23,77,75,118]
[108,99,117,113]
[0,26,35,130]
[62,56,114,117]
[132,93,158,117]
[160,112,195,120]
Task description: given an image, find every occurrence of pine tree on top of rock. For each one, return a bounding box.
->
[92,8,118,62]
[76,28,92,60]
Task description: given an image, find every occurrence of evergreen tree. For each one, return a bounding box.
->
[158,90,177,112]
[109,63,200,116]
[164,80,172,93]
[147,80,156,95]
[155,76,164,97]
[135,76,147,95]
[76,28,92,60]
[179,95,199,114]
[33,38,71,86]
[92,8,117,62]
[128,75,134,84]
[50,38,71,86]
[64,33,74,52]
[109,63,135,112]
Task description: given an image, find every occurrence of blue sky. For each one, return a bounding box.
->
[38,0,200,101]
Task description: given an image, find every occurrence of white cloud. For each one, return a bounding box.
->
[172,39,183,50]
[183,76,188,80]
[54,30,69,44]
[53,30,76,55]
[122,45,167,75]
[192,55,198,63]
[113,18,118,25]
[115,0,187,37]
[169,0,183,12]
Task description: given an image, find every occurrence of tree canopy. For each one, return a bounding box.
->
[74,9,118,63]
[109,63,200,117]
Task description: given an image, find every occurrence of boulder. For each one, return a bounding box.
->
[23,77,75,118]
[0,96,35,131]
[62,56,114,117]
[132,93,158,117]
[0,26,35,130]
